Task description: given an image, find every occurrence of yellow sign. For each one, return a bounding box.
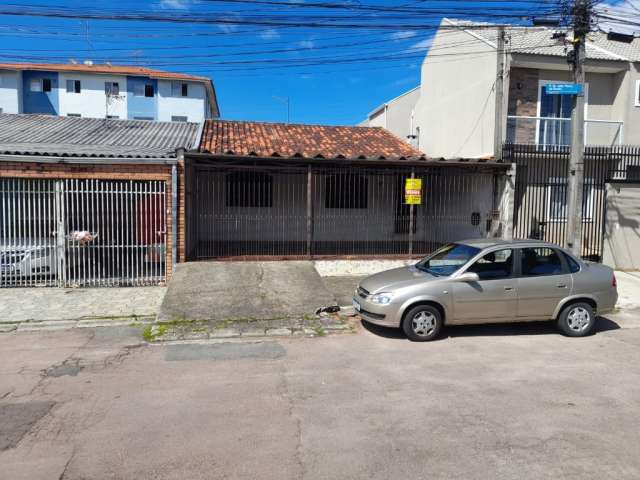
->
[405,178,422,205]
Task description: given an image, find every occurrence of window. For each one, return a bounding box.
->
[30,79,42,92]
[171,115,188,122]
[562,252,581,273]
[106,115,119,119]
[520,248,564,276]
[133,116,154,121]
[105,82,120,96]
[547,177,594,222]
[144,84,155,97]
[66,79,81,93]
[416,243,481,277]
[466,249,513,280]
[226,172,273,208]
[67,113,81,117]
[42,78,52,92]
[324,174,368,209]
[172,82,188,97]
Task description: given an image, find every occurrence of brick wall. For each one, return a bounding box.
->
[507,68,539,144]
[0,160,185,279]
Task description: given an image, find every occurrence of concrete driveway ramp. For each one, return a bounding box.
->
[158,261,336,323]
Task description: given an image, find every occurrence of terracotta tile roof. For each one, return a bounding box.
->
[0,62,210,82]
[198,120,426,161]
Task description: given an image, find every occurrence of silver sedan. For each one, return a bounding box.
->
[353,239,618,342]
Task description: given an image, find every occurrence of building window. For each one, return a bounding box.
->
[133,116,154,121]
[324,173,368,209]
[42,78,52,92]
[226,172,273,208]
[106,115,119,119]
[171,116,188,122]
[66,79,81,93]
[172,82,188,97]
[67,113,81,117]
[30,79,42,92]
[105,82,120,96]
[144,84,154,97]
[547,177,594,222]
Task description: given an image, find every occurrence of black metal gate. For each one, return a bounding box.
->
[192,163,498,259]
[505,144,610,260]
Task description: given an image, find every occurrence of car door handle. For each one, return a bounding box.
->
[504,286,514,291]
[556,284,567,288]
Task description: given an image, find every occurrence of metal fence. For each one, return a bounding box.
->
[504,144,611,260]
[192,163,496,259]
[1,178,167,287]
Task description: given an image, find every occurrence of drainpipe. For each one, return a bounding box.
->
[171,163,178,272]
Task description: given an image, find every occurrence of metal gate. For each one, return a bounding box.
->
[505,144,609,260]
[0,178,167,287]
[192,164,497,259]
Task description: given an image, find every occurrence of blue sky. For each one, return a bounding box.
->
[0,1,595,125]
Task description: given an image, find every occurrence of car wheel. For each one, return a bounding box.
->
[557,302,596,337]
[402,305,443,342]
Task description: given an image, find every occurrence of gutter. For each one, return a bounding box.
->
[0,154,178,165]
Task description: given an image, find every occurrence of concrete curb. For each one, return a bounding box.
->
[1,316,156,333]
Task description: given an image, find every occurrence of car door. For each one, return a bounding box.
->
[516,247,573,319]
[451,248,517,324]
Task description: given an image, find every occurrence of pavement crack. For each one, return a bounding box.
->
[278,362,305,480]
[58,449,76,480]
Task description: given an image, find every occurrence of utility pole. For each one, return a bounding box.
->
[566,0,590,256]
[493,25,506,162]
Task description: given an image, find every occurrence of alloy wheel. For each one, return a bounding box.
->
[567,306,591,332]
[412,311,436,337]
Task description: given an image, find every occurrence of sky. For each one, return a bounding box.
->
[0,0,623,125]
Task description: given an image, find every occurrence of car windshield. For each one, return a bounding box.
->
[415,243,481,277]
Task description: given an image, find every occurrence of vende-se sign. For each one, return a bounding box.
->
[404,178,422,205]
[545,83,583,95]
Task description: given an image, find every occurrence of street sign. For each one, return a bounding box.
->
[405,178,422,205]
[545,83,583,95]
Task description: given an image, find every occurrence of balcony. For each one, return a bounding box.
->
[506,116,624,147]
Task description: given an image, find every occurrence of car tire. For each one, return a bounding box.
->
[557,302,596,337]
[402,304,443,342]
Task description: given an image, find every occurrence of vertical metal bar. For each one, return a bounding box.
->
[306,165,312,258]
[55,180,65,288]
[408,167,415,257]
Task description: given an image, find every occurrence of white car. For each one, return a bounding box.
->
[0,238,58,278]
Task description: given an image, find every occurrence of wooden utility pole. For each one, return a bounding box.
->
[566,0,590,256]
[493,25,506,161]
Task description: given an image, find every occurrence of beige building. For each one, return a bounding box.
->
[365,17,640,159]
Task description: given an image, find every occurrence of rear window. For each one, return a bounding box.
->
[521,247,564,276]
[563,252,581,273]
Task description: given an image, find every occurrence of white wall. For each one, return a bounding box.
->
[414,22,497,158]
[58,73,128,119]
[0,71,21,114]
[157,80,206,122]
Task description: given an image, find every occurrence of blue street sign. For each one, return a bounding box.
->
[545,83,583,95]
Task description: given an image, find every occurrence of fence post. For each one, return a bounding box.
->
[54,179,66,287]
[171,165,178,273]
[306,164,312,258]
[408,168,415,256]
[500,163,516,241]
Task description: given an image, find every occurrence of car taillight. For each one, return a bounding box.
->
[612,274,617,288]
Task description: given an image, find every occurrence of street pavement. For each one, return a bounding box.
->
[1,315,640,479]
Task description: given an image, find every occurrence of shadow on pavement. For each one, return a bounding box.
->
[361,315,621,341]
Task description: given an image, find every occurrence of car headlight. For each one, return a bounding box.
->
[370,292,394,305]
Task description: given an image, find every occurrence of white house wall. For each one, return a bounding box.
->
[157,80,206,122]
[0,70,21,114]
[58,73,128,119]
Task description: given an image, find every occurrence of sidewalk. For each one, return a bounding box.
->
[0,287,165,331]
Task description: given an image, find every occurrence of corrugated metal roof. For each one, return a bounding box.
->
[0,114,201,159]
[445,18,631,62]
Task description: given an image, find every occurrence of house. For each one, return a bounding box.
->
[359,86,421,148]
[0,115,511,288]
[0,113,202,288]
[0,62,219,122]
[367,17,640,158]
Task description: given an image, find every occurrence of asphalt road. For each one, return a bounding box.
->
[2,318,640,479]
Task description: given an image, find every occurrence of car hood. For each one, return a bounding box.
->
[359,265,439,293]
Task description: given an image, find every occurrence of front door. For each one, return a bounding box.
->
[451,248,517,323]
[516,247,572,319]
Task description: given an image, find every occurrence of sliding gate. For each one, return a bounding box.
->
[192,164,497,259]
[0,178,167,287]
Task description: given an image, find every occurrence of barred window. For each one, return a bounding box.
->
[226,172,273,208]
[324,174,368,209]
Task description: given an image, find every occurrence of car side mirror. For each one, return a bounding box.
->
[455,272,480,283]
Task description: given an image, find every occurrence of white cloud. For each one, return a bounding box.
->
[260,28,280,40]
[218,17,240,33]
[389,30,417,41]
[405,38,432,53]
[159,0,192,9]
[298,40,315,49]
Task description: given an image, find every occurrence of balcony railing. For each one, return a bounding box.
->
[506,116,624,147]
